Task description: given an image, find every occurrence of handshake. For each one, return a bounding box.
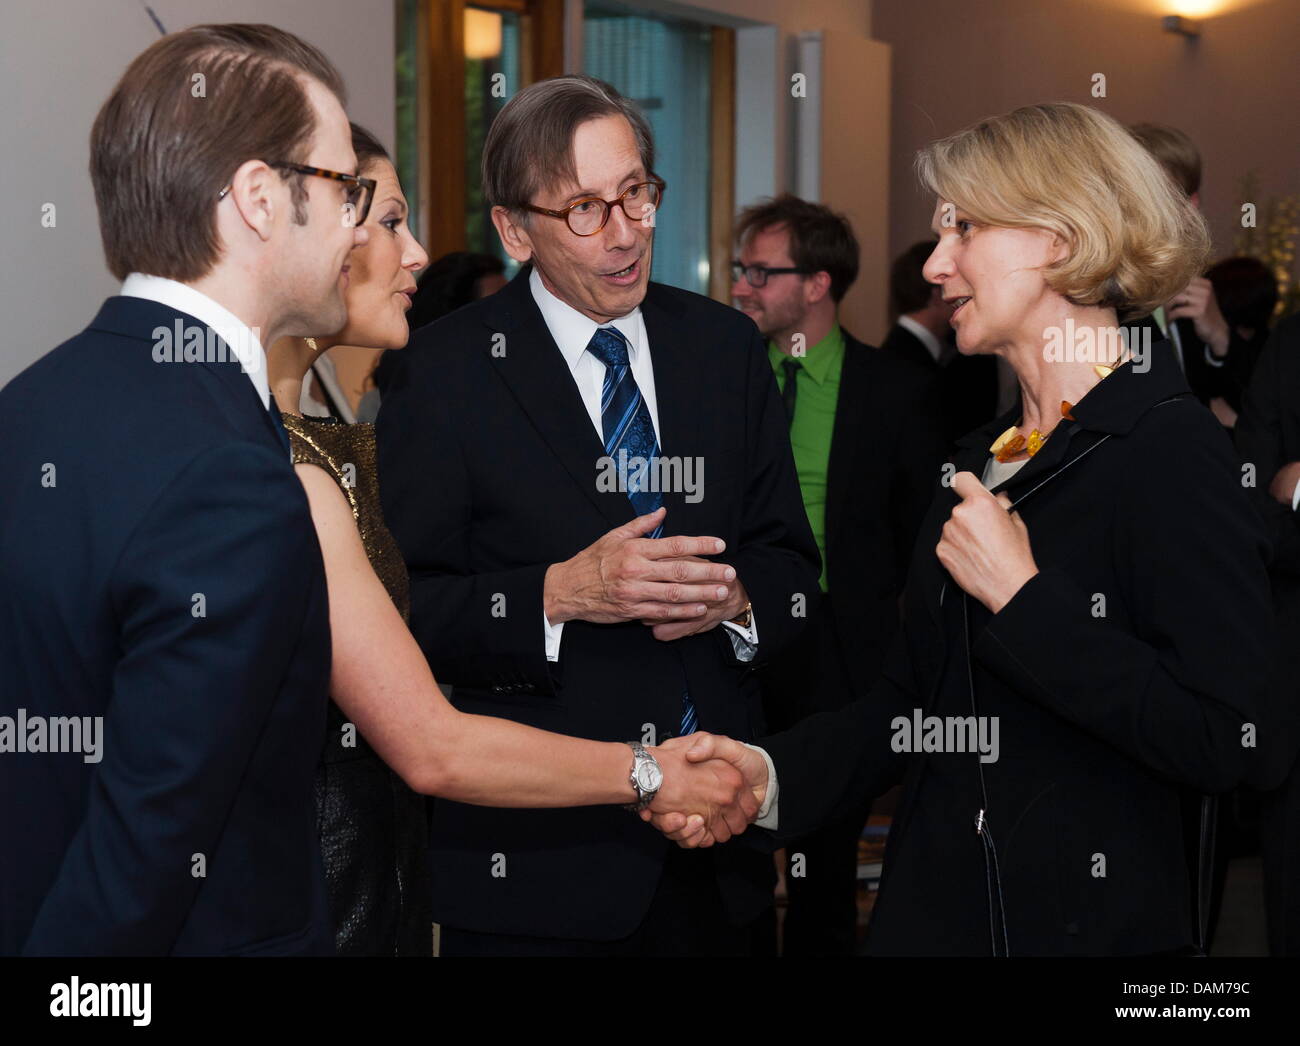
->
[641,734,770,847]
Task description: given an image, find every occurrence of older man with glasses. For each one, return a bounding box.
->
[376,73,819,957]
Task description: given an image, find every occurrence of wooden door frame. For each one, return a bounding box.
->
[419,0,565,258]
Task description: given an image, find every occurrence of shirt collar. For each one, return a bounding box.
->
[767,323,844,386]
[528,265,643,374]
[896,314,944,363]
[119,273,270,409]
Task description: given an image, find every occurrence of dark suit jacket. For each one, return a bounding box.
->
[0,296,333,956]
[376,266,819,940]
[1234,313,1300,955]
[880,321,1000,448]
[765,331,946,724]
[1130,313,1260,412]
[761,343,1282,955]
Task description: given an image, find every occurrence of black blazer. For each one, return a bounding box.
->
[1129,312,1260,412]
[879,321,935,372]
[812,332,947,706]
[376,266,819,940]
[1234,313,1300,955]
[881,321,1001,448]
[761,343,1282,955]
[0,296,333,955]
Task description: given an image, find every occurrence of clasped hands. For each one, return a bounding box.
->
[644,733,770,848]
[543,506,747,641]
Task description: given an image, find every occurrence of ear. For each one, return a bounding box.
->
[224,159,280,243]
[806,270,833,306]
[491,205,534,264]
[1046,229,1073,267]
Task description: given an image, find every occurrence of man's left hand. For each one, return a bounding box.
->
[1167,277,1230,358]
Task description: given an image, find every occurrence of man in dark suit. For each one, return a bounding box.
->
[1235,313,1300,955]
[0,25,364,955]
[881,240,1001,448]
[376,75,819,956]
[1128,123,1249,426]
[730,197,947,954]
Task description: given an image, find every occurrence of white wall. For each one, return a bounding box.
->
[0,0,394,387]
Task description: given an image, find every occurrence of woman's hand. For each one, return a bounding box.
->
[936,471,1039,614]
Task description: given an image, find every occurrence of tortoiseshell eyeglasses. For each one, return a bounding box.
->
[217,162,377,227]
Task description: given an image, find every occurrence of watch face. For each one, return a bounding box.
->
[636,761,663,793]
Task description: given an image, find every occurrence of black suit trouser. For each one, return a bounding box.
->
[437,845,771,957]
[761,592,871,956]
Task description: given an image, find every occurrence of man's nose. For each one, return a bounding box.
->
[603,201,640,247]
[352,225,370,248]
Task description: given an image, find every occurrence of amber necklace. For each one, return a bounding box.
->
[989,363,1118,463]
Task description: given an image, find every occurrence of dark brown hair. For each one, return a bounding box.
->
[90,23,347,282]
[350,122,391,175]
[1207,256,1278,334]
[890,240,939,318]
[1129,123,1202,197]
[735,194,861,303]
[481,74,655,217]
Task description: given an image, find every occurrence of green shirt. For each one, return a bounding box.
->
[768,325,845,593]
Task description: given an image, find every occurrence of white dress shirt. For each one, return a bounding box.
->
[120,273,270,409]
[528,267,758,662]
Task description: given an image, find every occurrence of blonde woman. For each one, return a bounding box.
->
[661,103,1283,956]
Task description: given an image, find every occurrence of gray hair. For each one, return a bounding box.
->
[482,74,656,217]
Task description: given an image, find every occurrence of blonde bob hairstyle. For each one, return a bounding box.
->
[916,102,1210,320]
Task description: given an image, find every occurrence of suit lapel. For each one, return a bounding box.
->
[482,270,636,531]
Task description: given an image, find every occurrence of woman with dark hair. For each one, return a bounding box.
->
[266,125,753,956]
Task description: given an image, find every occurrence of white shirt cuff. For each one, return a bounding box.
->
[744,743,778,830]
[720,608,759,662]
[544,612,563,662]
[1204,343,1227,368]
[1291,480,1300,513]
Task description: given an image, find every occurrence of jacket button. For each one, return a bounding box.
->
[1065,922,1079,935]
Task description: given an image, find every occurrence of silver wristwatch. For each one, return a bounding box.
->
[623,741,663,812]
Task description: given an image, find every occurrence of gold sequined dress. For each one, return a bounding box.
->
[282,413,430,957]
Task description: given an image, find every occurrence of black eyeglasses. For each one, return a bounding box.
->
[217,162,377,227]
[731,261,812,288]
[522,176,666,237]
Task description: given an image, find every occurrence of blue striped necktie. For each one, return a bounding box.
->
[586,326,697,736]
